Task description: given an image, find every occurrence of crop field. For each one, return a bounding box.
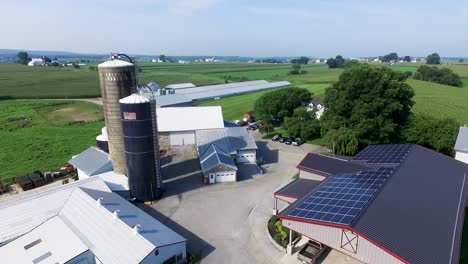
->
[0,100,104,180]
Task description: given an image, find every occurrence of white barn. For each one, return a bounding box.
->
[69,147,113,180]
[156,106,224,148]
[0,177,187,264]
[455,126,468,164]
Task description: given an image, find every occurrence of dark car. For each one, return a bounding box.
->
[293,138,305,146]
[272,134,282,141]
[278,137,286,143]
[284,137,294,145]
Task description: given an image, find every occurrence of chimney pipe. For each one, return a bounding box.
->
[113,210,120,219]
[133,224,141,235]
[96,197,103,206]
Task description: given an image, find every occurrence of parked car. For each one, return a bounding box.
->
[297,240,328,264]
[292,138,305,146]
[272,134,282,141]
[279,137,286,143]
[248,125,258,130]
[284,137,294,145]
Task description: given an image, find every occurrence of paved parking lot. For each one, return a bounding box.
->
[140,133,329,264]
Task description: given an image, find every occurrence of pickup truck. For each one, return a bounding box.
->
[297,240,327,264]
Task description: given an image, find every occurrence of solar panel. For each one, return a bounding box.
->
[287,167,393,225]
[352,144,414,164]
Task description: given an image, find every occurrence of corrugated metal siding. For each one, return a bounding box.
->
[283,219,404,264]
[299,170,326,181]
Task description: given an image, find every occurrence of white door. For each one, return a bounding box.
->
[235,150,256,163]
[215,171,236,183]
[170,131,195,145]
[209,173,216,184]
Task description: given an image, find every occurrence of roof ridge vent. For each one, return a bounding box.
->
[96,197,103,206]
[133,224,141,235]
[113,210,120,219]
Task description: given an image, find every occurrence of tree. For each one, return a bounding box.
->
[321,64,415,147]
[283,108,321,140]
[291,56,309,64]
[426,53,441,65]
[326,55,345,68]
[158,54,166,62]
[17,51,29,65]
[403,114,459,155]
[381,52,399,62]
[403,56,411,62]
[259,123,274,135]
[324,127,359,155]
[458,58,464,63]
[343,60,359,68]
[254,87,312,122]
[413,65,463,87]
[288,63,302,75]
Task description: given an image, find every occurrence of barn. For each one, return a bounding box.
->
[455,126,468,164]
[199,144,238,183]
[69,147,113,180]
[156,106,224,148]
[275,144,468,264]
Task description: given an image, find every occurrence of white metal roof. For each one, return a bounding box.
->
[156,106,224,132]
[196,127,257,155]
[165,83,196,89]
[119,93,150,104]
[98,59,134,68]
[0,217,89,264]
[96,170,129,191]
[454,126,468,152]
[68,147,112,176]
[0,177,186,264]
[154,94,192,107]
[175,80,268,95]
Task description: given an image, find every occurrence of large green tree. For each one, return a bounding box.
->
[321,64,415,146]
[283,108,321,140]
[426,53,441,64]
[381,52,399,62]
[403,114,459,155]
[326,55,345,68]
[254,87,312,122]
[324,126,359,155]
[17,51,29,65]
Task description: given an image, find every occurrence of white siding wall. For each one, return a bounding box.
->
[140,242,187,264]
[455,150,468,164]
[215,171,237,183]
[282,219,404,264]
[170,131,195,145]
[236,150,256,163]
[299,170,326,181]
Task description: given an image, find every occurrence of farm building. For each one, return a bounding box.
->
[196,127,258,183]
[296,153,368,181]
[149,80,291,107]
[69,146,113,180]
[157,106,224,148]
[455,126,468,164]
[27,58,44,66]
[274,144,468,264]
[306,99,325,119]
[0,177,187,264]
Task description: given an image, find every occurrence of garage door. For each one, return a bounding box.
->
[235,150,256,163]
[215,172,236,183]
[170,131,195,145]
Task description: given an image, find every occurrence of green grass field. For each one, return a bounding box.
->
[0,100,104,180]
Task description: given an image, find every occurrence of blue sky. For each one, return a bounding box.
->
[1,0,467,57]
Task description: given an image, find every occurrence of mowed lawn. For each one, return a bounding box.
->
[0,100,104,180]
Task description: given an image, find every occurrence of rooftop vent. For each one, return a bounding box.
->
[96,197,103,206]
[133,224,141,235]
[113,210,120,219]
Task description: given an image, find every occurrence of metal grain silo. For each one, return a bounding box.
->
[98,59,136,175]
[120,93,163,201]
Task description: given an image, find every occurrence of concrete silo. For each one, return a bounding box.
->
[120,93,163,201]
[98,59,136,175]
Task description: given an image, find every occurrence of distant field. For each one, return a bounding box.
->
[0,100,104,180]
[408,79,468,124]
[196,83,330,121]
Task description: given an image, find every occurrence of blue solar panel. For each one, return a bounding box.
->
[352,144,414,164]
[288,167,393,225]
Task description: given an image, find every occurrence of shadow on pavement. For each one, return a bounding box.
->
[137,203,216,258]
[256,141,279,164]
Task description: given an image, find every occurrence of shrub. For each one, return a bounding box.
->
[413,65,463,87]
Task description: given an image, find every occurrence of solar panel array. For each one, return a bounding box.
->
[352,144,414,164]
[287,167,394,225]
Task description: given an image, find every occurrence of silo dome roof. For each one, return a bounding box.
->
[119,93,150,104]
[98,59,134,68]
